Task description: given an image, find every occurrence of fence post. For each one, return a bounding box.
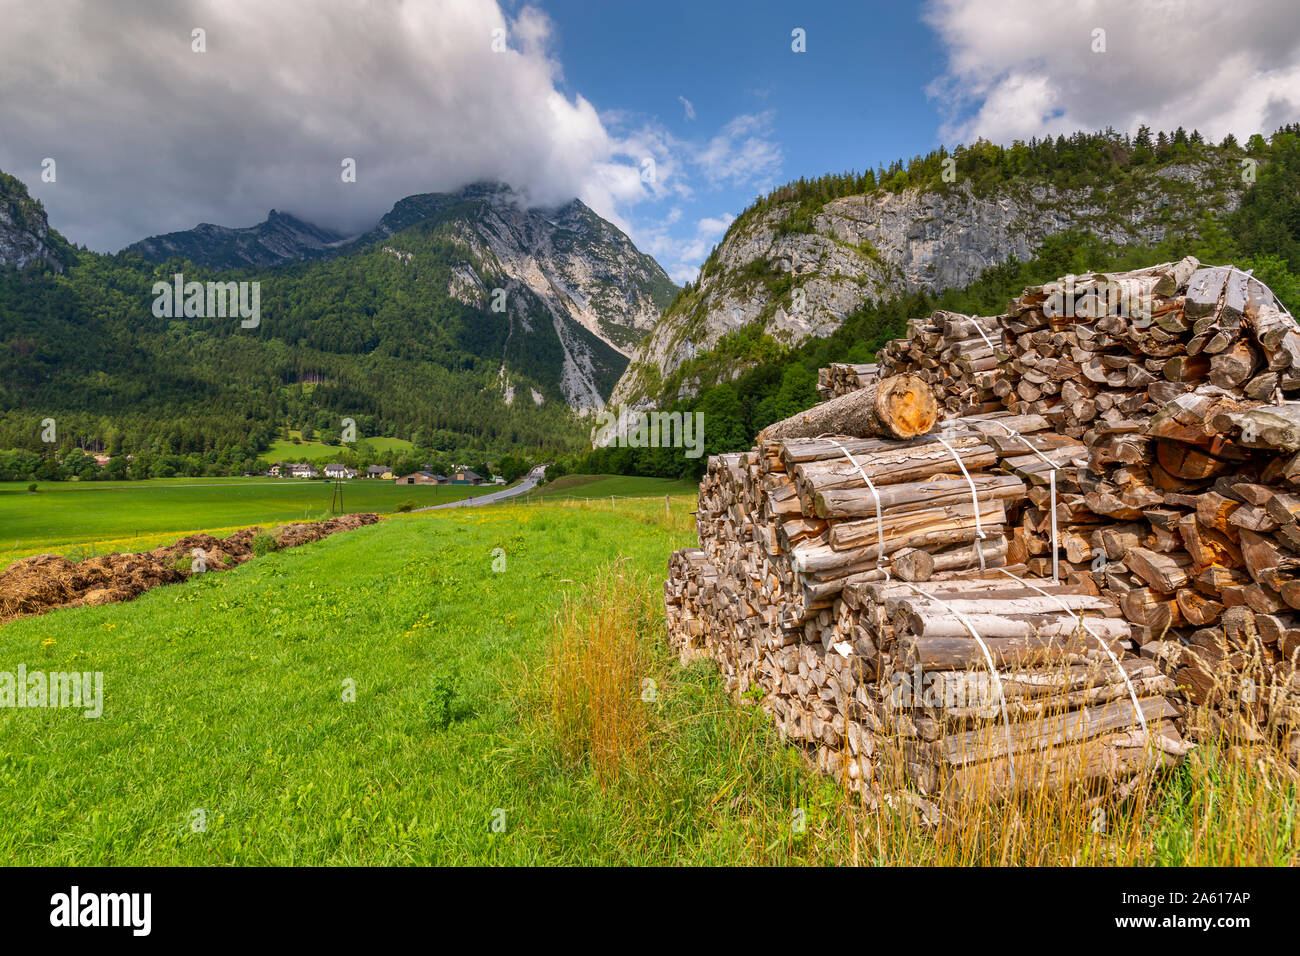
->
[666,494,670,519]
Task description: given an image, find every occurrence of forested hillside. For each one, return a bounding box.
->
[0,182,674,478]
[568,126,1300,481]
[612,127,1289,409]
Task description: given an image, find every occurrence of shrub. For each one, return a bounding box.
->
[251,530,280,556]
[27,483,37,492]
[424,670,470,730]
[396,500,417,513]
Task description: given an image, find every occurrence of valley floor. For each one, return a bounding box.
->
[0,490,1295,864]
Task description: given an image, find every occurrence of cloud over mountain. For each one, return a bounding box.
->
[0,0,658,251]
[925,0,1300,145]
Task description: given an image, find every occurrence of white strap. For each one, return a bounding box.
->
[933,435,987,568]
[967,316,999,353]
[825,436,886,567]
[1050,470,1059,584]
[897,581,1016,789]
[986,419,1062,583]
[995,567,1149,738]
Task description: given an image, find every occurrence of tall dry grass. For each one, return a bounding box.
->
[538,561,1300,864]
[543,561,658,786]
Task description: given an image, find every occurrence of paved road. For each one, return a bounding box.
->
[414,465,547,511]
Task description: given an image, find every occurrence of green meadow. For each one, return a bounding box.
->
[0,501,833,864]
[265,435,415,463]
[0,482,1296,865]
[0,478,481,566]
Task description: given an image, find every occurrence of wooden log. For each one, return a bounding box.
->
[890,547,934,582]
[758,374,938,442]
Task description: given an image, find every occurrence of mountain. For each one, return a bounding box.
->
[124,183,676,404]
[0,171,66,272]
[0,174,678,474]
[124,210,348,268]
[612,135,1249,408]
[396,185,678,355]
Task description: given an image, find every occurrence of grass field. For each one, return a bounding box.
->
[1,482,1297,865]
[0,478,481,566]
[520,474,698,501]
[265,435,414,463]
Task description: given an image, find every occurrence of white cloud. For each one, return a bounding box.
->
[678,95,696,121]
[631,212,735,285]
[0,0,668,251]
[925,0,1300,145]
[695,112,783,189]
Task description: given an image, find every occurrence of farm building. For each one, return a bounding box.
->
[450,469,484,485]
[366,465,392,479]
[395,471,446,485]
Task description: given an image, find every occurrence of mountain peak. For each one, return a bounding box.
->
[125,208,347,268]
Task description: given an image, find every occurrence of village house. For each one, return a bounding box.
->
[289,463,318,479]
[324,463,358,479]
[450,469,484,485]
[366,465,392,479]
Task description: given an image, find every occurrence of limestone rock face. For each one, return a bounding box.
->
[0,173,62,272]
[612,160,1243,407]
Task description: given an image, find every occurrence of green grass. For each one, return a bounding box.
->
[525,474,698,501]
[0,503,745,864]
[0,478,480,566]
[0,500,1296,865]
[265,435,414,462]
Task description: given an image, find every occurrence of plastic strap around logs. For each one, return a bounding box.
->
[934,433,987,569]
[995,567,1149,738]
[824,436,886,568]
[896,580,1017,790]
[967,316,999,354]
[985,419,1062,584]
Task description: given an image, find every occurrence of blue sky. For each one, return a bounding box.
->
[3,1,1295,277]
[535,0,952,280]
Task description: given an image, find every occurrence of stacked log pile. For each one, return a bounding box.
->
[995,261,1300,759]
[668,259,1300,810]
[876,311,1006,415]
[842,576,1188,801]
[667,376,1188,807]
[817,362,877,400]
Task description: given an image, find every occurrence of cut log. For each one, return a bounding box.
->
[758,374,938,442]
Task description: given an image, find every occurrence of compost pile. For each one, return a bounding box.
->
[0,513,381,623]
[665,258,1300,813]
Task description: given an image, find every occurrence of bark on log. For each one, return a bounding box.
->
[758,374,938,442]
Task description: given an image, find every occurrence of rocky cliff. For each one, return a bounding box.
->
[612,157,1244,407]
[0,172,64,272]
